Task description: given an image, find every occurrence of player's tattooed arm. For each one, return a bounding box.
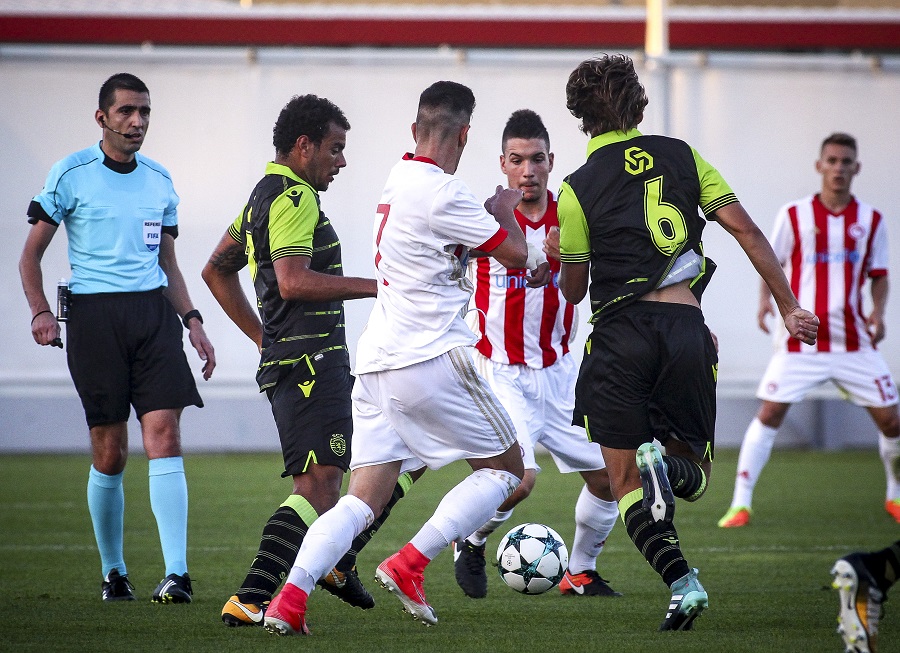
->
[207,237,248,274]
[202,230,263,351]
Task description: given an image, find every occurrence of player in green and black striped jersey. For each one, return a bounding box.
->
[203,95,417,625]
[557,130,733,319]
[228,160,350,391]
[547,54,819,631]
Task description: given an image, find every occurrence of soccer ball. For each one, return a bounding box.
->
[496,523,568,594]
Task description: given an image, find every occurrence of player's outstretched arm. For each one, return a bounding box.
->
[19,220,62,347]
[202,230,263,352]
[715,202,818,346]
[273,256,377,303]
[160,233,216,380]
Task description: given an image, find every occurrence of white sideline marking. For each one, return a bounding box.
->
[0,544,245,552]
[3,501,78,510]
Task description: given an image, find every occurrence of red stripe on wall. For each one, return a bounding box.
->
[1,15,897,50]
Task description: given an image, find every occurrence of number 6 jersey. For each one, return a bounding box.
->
[557,129,736,321]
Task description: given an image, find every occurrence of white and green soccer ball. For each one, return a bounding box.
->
[496,523,568,594]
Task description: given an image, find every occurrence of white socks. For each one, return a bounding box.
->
[468,509,514,547]
[411,468,520,560]
[880,433,900,501]
[731,418,779,509]
[568,485,619,574]
[287,494,374,594]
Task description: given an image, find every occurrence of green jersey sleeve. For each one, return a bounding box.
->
[227,206,246,244]
[691,148,739,218]
[557,180,591,264]
[269,186,319,261]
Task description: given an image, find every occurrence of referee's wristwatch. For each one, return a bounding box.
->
[182,309,203,329]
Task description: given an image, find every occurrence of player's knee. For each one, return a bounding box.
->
[878,413,900,438]
[757,402,789,428]
[584,468,615,502]
[292,465,344,513]
[518,469,537,498]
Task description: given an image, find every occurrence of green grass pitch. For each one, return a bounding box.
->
[1,449,896,652]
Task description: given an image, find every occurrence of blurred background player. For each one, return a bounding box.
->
[202,95,414,625]
[19,72,214,603]
[719,133,900,529]
[262,80,529,636]
[454,109,620,599]
[832,541,899,653]
[550,54,818,630]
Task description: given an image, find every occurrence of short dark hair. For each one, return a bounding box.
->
[502,109,550,152]
[821,132,857,154]
[273,95,351,157]
[415,81,476,141]
[566,54,648,136]
[98,73,149,112]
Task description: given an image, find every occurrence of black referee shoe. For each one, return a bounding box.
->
[152,572,193,604]
[101,568,136,602]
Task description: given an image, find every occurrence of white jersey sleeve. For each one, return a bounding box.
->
[431,179,503,250]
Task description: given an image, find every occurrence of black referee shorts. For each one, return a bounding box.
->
[266,361,353,476]
[66,288,203,428]
[574,301,717,461]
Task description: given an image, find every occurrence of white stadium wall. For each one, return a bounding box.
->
[1,45,898,452]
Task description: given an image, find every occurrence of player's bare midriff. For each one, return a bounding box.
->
[639,279,700,308]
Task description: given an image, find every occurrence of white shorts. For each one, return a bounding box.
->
[349,347,519,473]
[757,350,899,407]
[473,351,605,474]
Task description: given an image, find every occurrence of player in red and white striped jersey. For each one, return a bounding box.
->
[470,191,574,369]
[453,110,621,599]
[720,133,900,528]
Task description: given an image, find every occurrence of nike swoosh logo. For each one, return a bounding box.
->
[569,582,585,595]
[228,599,264,623]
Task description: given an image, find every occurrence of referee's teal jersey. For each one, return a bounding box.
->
[29,142,179,294]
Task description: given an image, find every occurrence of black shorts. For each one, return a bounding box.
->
[266,361,353,476]
[66,288,203,428]
[574,302,717,460]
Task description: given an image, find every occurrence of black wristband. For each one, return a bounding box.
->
[31,309,53,325]
[182,309,203,328]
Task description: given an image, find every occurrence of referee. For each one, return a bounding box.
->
[19,72,215,604]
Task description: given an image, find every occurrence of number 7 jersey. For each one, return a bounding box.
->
[354,154,507,374]
[557,129,736,321]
